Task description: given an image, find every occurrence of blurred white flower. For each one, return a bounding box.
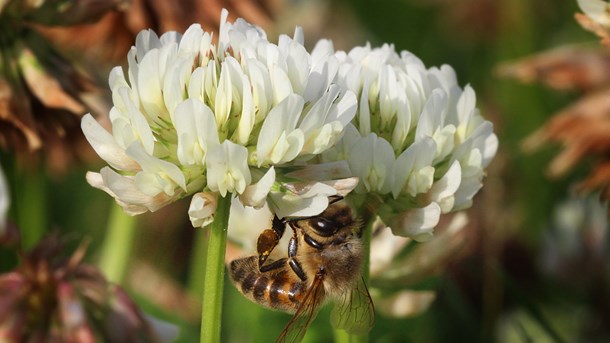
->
[82,9,358,225]
[373,290,436,318]
[368,213,468,318]
[322,43,498,239]
[0,162,8,236]
[372,212,468,284]
[578,0,610,27]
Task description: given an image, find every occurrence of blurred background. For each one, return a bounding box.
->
[1,0,609,342]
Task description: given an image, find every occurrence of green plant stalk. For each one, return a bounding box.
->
[187,226,208,297]
[99,203,137,284]
[333,327,350,343]
[16,170,47,250]
[200,195,231,343]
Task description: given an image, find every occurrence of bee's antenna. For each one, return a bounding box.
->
[328,195,344,205]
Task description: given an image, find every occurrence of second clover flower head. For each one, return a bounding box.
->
[322,43,498,240]
[82,10,358,227]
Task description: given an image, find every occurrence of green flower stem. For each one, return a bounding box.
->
[99,203,137,284]
[200,195,231,343]
[16,170,47,250]
[334,328,350,343]
[187,227,208,297]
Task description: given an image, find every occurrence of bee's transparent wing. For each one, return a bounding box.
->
[330,276,375,335]
[276,274,325,343]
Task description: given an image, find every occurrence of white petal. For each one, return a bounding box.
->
[188,192,218,228]
[456,85,476,124]
[116,87,155,155]
[134,29,160,61]
[179,24,204,56]
[270,182,337,218]
[378,64,398,128]
[86,172,148,215]
[137,49,167,121]
[285,39,310,94]
[392,104,411,151]
[163,57,192,118]
[214,62,233,129]
[303,55,339,103]
[347,135,374,192]
[96,168,175,214]
[311,39,335,66]
[233,71,255,145]
[256,94,304,166]
[482,133,499,168]
[358,82,371,135]
[245,59,273,124]
[239,167,276,208]
[328,90,358,127]
[453,176,483,211]
[299,85,341,134]
[427,161,462,213]
[392,137,436,198]
[415,89,447,140]
[173,99,219,166]
[269,191,328,219]
[390,202,441,241]
[270,64,293,105]
[187,67,205,102]
[81,114,140,171]
[206,140,252,197]
[126,143,187,192]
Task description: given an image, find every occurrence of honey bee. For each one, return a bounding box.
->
[229,197,374,342]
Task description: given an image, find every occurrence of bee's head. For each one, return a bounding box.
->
[308,200,355,237]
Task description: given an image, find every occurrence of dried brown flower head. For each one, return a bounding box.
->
[0,234,165,343]
[37,0,282,66]
[0,0,127,173]
[496,45,610,92]
[496,4,610,206]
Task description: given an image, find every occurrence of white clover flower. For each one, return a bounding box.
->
[82,10,358,225]
[322,43,498,240]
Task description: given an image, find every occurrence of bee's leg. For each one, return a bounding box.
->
[259,257,287,273]
[303,233,323,250]
[257,215,285,271]
[287,233,308,281]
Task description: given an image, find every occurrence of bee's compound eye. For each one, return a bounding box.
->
[311,217,336,236]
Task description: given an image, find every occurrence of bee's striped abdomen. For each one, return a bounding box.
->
[230,256,307,313]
